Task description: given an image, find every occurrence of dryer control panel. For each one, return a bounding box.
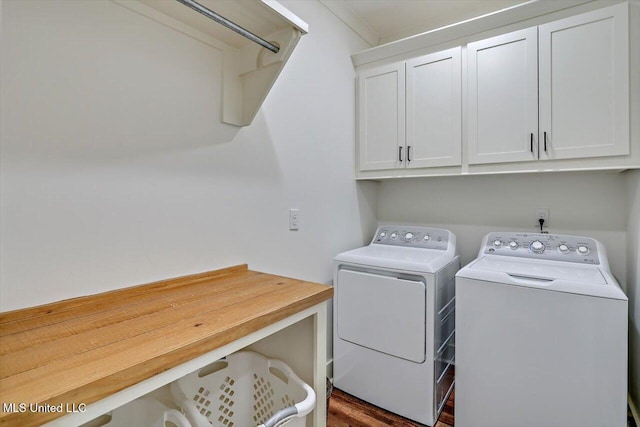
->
[483,232,600,265]
[373,226,450,250]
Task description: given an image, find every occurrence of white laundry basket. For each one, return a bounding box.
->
[170,351,316,427]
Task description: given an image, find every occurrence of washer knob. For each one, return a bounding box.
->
[390,232,398,239]
[493,240,502,248]
[530,240,545,253]
[380,232,387,238]
[423,235,430,241]
[558,244,570,254]
[577,245,590,255]
[509,241,519,250]
[405,232,414,241]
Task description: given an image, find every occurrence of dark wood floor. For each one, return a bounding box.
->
[327,387,454,427]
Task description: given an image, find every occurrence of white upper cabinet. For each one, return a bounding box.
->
[354,2,635,179]
[357,47,462,172]
[468,3,629,166]
[358,63,405,171]
[467,27,538,165]
[538,3,629,160]
[406,47,462,168]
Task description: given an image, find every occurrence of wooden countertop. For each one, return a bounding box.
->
[0,265,333,426]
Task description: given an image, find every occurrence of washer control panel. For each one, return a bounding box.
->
[373,226,449,250]
[483,232,600,265]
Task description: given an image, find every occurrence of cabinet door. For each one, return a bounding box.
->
[357,62,405,171]
[468,27,538,165]
[406,47,462,168]
[539,3,629,161]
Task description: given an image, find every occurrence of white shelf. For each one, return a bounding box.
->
[115,0,308,126]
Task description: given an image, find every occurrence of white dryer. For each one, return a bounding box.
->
[333,225,460,426]
[455,232,628,427]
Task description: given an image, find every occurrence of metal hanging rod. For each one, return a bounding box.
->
[175,0,280,53]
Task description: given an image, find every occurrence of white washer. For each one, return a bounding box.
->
[333,225,460,425]
[455,232,628,427]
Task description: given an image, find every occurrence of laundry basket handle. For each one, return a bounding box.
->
[259,358,316,427]
[162,409,192,427]
[261,405,298,427]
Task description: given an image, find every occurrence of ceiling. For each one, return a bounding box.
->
[320,0,530,46]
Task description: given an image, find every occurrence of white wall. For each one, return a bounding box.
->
[377,171,628,282]
[626,170,640,418]
[0,0,376,311]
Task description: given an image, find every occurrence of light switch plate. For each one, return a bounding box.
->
[289,209,300,230]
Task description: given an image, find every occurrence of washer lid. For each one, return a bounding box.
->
[335,244,454,273]
[457,256,627,300]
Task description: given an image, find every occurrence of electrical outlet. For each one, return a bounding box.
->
[536,208,549,229]
[289,209,300,230]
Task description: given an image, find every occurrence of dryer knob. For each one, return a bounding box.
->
[493,240,502,247]
[509,241,519,250]
[530,240,545,253]
[423,235,431,241]
[577,245,590,255]
[405,232,414,241]
[379,232,387,238]
[558,244,570,254]
[390,232,398,239]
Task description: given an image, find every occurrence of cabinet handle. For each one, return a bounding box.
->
[407,146,411,162]
[399,146,403,162]
[530,133,534,153]
[544,132,547,152]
